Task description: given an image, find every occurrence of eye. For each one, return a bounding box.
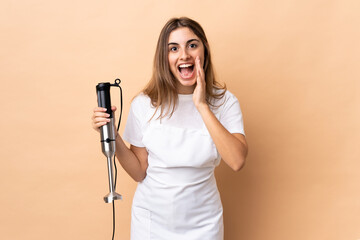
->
[169,46,178,52]
[189,43,197,49]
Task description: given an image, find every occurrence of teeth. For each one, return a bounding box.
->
[179,64,193,68]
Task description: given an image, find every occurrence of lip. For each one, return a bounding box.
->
[177,62,196,80]
[176,62,195,68]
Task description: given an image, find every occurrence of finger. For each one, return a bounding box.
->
[93,117,111,123]
[93,111,110,117]
[196,56,201,73]
[92,112,110,120]
[196,56,205,82]
[93,121,108,129]
[93,107,107,112]
[197,67,202,86]
[199,60,205,81]
[111,106,117,112]
[196,57,201,83]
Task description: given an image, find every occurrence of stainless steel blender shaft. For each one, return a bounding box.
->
[100,118,122,203]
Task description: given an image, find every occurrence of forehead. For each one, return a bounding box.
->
[168,27,199,43]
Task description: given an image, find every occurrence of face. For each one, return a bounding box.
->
[168,27,205,94]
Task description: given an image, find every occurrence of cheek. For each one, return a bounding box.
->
[168,56,177,73]
[168,54,176,66]
[195,48,205,64]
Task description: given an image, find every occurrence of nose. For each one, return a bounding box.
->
[180,48,190,60]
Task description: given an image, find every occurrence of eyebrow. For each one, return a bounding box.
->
[168,39,200,45]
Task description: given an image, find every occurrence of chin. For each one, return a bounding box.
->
[181,80,196,86]
[177,76,196,85]
[176,78,196,93]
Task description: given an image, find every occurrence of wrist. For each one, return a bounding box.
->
[196,102,210,113]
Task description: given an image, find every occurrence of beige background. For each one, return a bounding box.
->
[1,0,359,239]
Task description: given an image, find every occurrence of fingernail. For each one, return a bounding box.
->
[106,114,110,117]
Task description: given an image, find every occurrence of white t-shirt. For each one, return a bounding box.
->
[123,90,245,148]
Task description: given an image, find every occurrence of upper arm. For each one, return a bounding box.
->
[130,145,149,172]
[220,92,245,136]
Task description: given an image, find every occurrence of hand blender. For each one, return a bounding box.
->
[96,81,122,203]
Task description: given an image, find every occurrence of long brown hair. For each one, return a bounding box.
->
[142,17,226,119]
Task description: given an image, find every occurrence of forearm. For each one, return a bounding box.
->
[197,104,248,171]
[114,134,147,182]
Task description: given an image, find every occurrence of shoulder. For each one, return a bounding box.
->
[211,89,243,120]
[212,89,239,108]
[130,93,152,110]
[224,90,240,106]
[131,92,150,105]
[223,90,237,101]
[129,93,155,122]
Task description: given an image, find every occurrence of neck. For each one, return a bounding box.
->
[176,84,195,94]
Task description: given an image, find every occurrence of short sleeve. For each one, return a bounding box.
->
[219,92,245,135]
[123,98,146,148]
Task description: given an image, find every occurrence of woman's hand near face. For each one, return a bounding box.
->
[91,106,117,133]
[193,56,207,109]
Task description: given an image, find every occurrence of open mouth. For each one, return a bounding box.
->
[178,63,195,79]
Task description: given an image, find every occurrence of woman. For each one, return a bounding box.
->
[92,17,248,240]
